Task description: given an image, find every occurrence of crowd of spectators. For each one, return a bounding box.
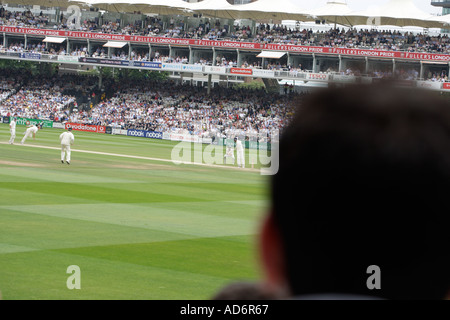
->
[0,42,447,82]
[0,69,297,139]
[0,78,17,103]
[0,7,48,29]
[368,67,448,82]
[0,87,74,121]
[68,80,297,139]
[0,71,83,122]
[3,66,450,142]
[3,6,450,55]
[64,18,450,55]
[1,8,450,84]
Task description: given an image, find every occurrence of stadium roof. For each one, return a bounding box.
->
[429,13,450,27]
[43,36,66,43]
[206,0,312,22]
[78,0,193,15]
[307,1,367,27]
[103,41,127,48]
[186,0,236,19]
[346,0,443,28]
[7,0,445,29]
[257,51,286,59]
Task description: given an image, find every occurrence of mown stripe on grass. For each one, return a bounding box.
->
[0,182,206,203]
[54,235,259,281]
[0,187,102,206]
[0,209,205,251]
[0,166,141,184]
[0,243,40,254]
[0,141,263,173]
[1,202,259,238]
[0,249,235,299]
[140,199,267,220]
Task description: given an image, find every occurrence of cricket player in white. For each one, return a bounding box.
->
[9,117,16,144]
[60,127,75,164]
[21,123,41,145]
[223,145,235,164]
[235,137,245,168]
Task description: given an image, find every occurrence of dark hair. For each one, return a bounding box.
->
[272,82,450,299]
[212,281,284,300]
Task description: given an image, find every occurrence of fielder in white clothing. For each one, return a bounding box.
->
[21,123,41,145]
[223,146,235,164]
[60,127,75,165]
[235,137,245,168]
[9,117,16,144]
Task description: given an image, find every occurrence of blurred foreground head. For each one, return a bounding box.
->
[262,82,450,300]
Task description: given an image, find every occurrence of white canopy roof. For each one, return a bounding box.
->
[8,0,443,29]
[428,14,450,28]
[205,0,312,22]
[307,1,367,27]
[78,0,141,13]
[43,36,66,43]
[257,51,286,59]
[103,41,127,48]
[186,0,235,19]
[80,0,192,15]
[347,0,443,28]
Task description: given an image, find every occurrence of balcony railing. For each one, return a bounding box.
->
[431,0,450,8]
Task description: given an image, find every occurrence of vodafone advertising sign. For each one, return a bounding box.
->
[230,68,253,75]
[65,122,106,133]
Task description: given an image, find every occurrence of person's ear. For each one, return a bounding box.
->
[259,211,288,294]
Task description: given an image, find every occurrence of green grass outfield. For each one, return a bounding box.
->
[0,123,270,300]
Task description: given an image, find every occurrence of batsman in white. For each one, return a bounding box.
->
[9,117,16,144]
[223,145,235,164]
[60,127,75,165]
[20,123,42,145]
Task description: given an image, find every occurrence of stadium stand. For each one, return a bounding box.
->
[0,70,297,139]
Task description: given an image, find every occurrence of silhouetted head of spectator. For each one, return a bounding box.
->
[261,81,450,300]
[212,281,286,300]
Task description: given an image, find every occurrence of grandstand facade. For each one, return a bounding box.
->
[432,0,450,12]
[432,0,450,6]
[1,25,449,91]
[0,2,450,91]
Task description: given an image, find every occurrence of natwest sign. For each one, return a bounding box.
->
[65,122,106,133]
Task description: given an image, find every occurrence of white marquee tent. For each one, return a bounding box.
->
[78,0,192,16]
[79,0,140,13]
[428,13,450,28]
[197,0,312,22]
[346,0,443,28]
[306,1,367,27]
[186,0,236,19]
[3,0,445,30]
